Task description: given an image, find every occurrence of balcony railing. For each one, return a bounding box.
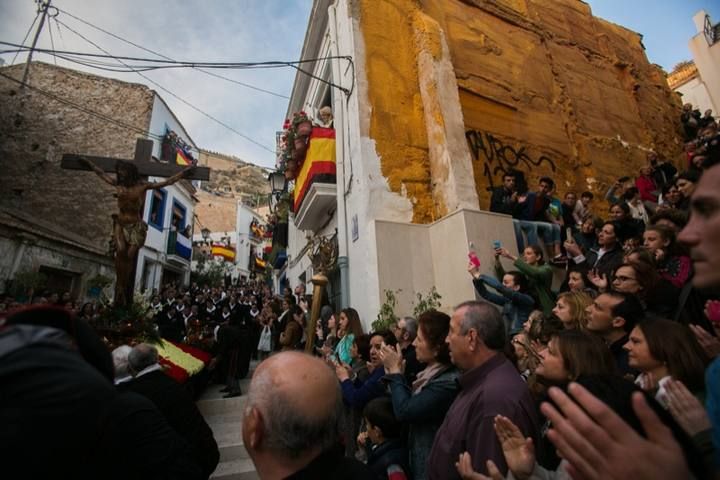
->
[167,230,192,261]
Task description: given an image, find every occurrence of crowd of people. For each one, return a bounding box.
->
[2,105,720,479]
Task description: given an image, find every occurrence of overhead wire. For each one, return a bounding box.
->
[46,10,57,65]
[52,18,276,154]
[54,6,290,100]
[10,9,40,66]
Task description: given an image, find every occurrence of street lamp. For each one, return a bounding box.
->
[268,171,286,194]
[201,228,211,244]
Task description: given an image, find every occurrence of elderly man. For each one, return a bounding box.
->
[243,351,372,478]
[111,345,134,385]
[122,344,219,479]
[427,301,539,479]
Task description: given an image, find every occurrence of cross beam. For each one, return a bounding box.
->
[61,138,210,181]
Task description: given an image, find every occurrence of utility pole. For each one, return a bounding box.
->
[20,0,52,88]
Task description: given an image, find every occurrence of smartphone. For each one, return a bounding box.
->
[468,242,481,268]
[492,240,501,249]
[565,228,573,241]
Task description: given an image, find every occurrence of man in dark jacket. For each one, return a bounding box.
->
[1,307,203,480]
[122,343,219,479]
[489,172,518,215]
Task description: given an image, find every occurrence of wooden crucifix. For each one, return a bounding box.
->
[62,138,210,308]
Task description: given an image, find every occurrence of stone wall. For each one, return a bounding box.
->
[358,0,683,219]
[194,149,270,234]
[0,62,154,251]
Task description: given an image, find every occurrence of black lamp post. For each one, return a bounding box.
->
[268,171,286,194]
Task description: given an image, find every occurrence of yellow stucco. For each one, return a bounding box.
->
[359,0,436,223]
[359,0,683,216]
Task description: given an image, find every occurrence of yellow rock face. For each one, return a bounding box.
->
[359,0,682,219]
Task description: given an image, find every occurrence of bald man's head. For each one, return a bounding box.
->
[243,352,342,461]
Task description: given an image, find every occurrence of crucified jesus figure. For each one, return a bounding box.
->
[80,157,195,307]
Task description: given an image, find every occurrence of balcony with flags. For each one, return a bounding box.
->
[292,126,337,232]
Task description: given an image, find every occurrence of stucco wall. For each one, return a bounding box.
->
[358,0,684,216]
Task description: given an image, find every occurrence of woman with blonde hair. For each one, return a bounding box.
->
[551,291,592,331]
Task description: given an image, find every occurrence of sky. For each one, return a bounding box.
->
[0,1,717,169]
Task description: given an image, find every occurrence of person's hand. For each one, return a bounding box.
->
[335,361,350,381]
[587,269,608,291]
[564,240,581,257]
[654,248,666,262]
[208,358,218,371]
[497,248,515,260]
[511,192,518,202]
[378,343,404,374]
[356,431,368,451]
[636,372,658,392]
[456,452,503,480]
[299,298,309,312]
[468,262,481,279]
[517,195,527,203]
[689,324,720,359]
[665,378,711,437]
[494,415,535,480]
[540,383,691,480]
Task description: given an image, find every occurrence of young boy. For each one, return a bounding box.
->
[357,397,409,480]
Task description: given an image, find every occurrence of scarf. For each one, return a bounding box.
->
[412,363,448,393]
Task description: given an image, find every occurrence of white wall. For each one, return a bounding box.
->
[676,76,716,113]
[134,93,198,291]
[236,203,264,278]
[690,11,720,114]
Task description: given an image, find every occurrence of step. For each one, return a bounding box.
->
[210,458,259,480]
[198,395,248,417]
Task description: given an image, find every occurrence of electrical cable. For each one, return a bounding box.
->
[53,18,276,153]
[46,11,57,66]
[10,10,40,66]
[53,6,290,99]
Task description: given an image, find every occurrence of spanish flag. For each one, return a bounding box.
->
[294,127,336,212]
[211,243,235,261]
[176,148,191,166]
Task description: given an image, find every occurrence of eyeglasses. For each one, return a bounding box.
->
[614,275,637,283]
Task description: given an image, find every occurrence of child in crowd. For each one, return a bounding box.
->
[358,397,410,480]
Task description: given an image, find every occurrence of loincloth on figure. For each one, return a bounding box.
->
[110,216,148,253]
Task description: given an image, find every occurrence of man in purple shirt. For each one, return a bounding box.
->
[427,301,540,479]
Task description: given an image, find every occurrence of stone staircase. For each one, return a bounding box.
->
[198,362,259,480]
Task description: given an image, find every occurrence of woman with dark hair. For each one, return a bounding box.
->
[643,224,692,288]
[609,202,645,238]
[533,329,617,470]
[379,310,459,480]
[536,329,617,385]
[78,302,95,323]
[278,304,303,351]
[334,307,364,364]
[625,318,708,406]
[496,245,555,317]
[611,261,679,317]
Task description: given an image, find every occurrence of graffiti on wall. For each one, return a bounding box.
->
[465,129,557,191]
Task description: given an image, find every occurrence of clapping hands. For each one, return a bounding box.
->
[377,343,405,375]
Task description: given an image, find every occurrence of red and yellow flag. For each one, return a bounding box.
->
[211,243,235,261]
[176,148,191,166]
[294,127,336,212]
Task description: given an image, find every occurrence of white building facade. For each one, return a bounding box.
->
[135,94,198,293]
